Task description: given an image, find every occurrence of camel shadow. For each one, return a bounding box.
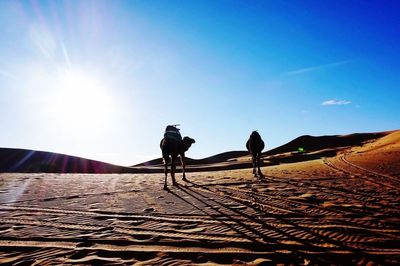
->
[168,179,370,264]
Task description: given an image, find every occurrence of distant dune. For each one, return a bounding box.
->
[0,148,131,173]
[137,130,395,170]
[134,151,249,167]
[264,131,388,155]
[341,130,400,178]
[0,130,396,173]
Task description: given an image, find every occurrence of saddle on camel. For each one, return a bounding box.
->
[164,125,183,142]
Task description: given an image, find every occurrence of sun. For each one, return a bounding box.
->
[49,68,115,130]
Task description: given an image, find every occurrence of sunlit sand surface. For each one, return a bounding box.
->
[0,131,399,265]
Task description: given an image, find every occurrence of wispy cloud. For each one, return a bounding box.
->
[60,41,72,68]
[321,99,351,106]
[284,60,353,76]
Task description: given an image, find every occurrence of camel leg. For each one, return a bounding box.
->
[171,156,178,186]
[180,155,188,182]
[252,155,257,177]
[257,153,264,178]
[163,157,169,190]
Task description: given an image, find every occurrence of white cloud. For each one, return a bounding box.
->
[321,99,351,106]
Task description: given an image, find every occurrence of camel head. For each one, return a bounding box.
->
[182,136,196,151]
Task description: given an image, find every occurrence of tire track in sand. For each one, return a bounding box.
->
[324,156,399,190]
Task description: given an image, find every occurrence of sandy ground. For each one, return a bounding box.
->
[0,137,399,265]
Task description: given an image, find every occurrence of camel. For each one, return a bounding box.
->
[246,131,265,178]
[160,125,195,189]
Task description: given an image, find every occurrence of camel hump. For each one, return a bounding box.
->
[164,125,182,142]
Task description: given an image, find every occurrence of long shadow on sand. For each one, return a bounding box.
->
[177,179,384,265]
[0,189,140,205]
[166,186,261,246]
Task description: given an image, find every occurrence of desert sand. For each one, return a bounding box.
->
[0,130,399,265]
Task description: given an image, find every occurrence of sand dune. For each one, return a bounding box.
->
[0,148,132,174]
[134,151,250,167]
[0,130,399,265]
[264,131,388,156]
[136,131,393,173]
[1,131,390,174]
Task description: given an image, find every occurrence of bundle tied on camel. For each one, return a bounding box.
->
[164,125,182,142]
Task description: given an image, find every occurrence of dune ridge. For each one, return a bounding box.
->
[1,130,395,174]
[0,148,132,173]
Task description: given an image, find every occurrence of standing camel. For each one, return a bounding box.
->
[246,131,265,178]
[160,125,195,189]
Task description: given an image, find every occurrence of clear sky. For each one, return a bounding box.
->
[0,0,399,166]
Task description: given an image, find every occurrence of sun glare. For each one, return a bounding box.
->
[49,68,115,130]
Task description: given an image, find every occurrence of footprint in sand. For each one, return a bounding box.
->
[76,241,95,248]
[177,227,206,233]
[0,225,12,234]
[129,220,145,226]
[229,205,247,210]
[143,207,155,213]
[170,223,206,233]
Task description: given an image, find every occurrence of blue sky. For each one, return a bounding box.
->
[0,0,399,165]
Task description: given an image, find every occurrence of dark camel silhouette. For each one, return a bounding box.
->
[246,131,265,178]
[160,126,195,189]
